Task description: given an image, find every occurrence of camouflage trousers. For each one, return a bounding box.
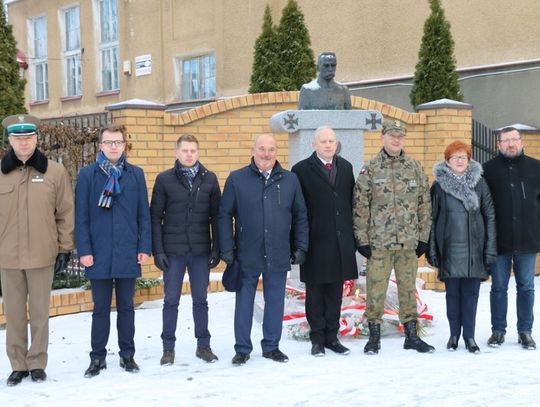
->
[365,249,419,324]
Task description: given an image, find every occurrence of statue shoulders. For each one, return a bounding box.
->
[300,79,321,91]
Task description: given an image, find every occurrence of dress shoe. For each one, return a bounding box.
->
[446,336,458,351]
[518,333,537,350]
[196,346,218,363]
[464,338,480,354]
[311,343,325,357]
[487,332,505,347]
[119,356,140,373]
[160,350,175,366]
[30,369,47,382]
[6,370,29,386]
[231,353,250,366]
[325,340,350,355]
[262,348,289,363]
[84,359,107,378]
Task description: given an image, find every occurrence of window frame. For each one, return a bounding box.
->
[97,0,119,92]
[28,15,48,102]
[179,53,216,101]
[61,5,82,97]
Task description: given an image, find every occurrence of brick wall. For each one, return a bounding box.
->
[5,92,540,322]
[107,93,483,285]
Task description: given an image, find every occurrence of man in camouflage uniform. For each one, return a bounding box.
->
[353,119,434,354]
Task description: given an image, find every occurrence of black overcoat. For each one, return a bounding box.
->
[291,153,358,284]
[427,161,497,280]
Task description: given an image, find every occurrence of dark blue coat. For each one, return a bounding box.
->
[75,162,152,279]
[150,162,221,256]
[218,160,309,274]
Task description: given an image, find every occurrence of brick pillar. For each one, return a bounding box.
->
[416,99,473,181]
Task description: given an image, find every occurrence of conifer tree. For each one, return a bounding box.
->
[275,0,316,91]
[0,1,26,145]
[249,5,281,93]
[410,0,462,108]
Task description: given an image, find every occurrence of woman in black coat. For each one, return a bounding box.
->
[427,141,497,353]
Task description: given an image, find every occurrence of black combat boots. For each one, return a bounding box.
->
[403,320,435,353]
[364,322,381,355]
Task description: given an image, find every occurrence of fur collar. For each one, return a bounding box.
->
[433,159,482,211]
[1,148,48,174]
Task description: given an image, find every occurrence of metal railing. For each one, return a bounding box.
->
[472,119,497,164]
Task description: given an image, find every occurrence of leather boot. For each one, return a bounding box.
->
[464,338,480,354]
[364,322,381,354]
[403,320,435,353]
[446,336,459,351]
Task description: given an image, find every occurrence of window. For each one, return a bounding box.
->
[63,6,82,96]
[30,16,48,101]
[98,0,119,91]
[181,54,216,100]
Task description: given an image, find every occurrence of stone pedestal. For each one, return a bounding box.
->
[270,110,383,176]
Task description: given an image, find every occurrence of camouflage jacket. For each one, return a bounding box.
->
[353,149,431,250]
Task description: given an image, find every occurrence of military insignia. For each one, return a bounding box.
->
[31,175,44,183]
[18,115,25,122]
[359,166,366,175]
[408,180,418,187]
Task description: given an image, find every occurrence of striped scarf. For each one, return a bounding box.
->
[97,151,125,208]
[175,160,199,188]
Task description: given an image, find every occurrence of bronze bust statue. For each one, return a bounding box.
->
[298,51,352,110]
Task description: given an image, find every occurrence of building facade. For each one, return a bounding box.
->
[7,0,540,128]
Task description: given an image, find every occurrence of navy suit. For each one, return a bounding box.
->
[218,160,308,354]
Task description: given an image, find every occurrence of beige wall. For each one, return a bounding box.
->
[8,0,540,118]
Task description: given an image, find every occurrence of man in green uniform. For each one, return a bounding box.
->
[353,119,434,354]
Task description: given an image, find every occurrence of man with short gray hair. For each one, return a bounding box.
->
[292,126,357,357]
[218,134,309,365]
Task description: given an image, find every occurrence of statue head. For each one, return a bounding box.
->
[317,52,337,81]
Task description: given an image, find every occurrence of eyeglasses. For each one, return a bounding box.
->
[101,140,126,147]
[499,138,521,145]
[449,155,468,162]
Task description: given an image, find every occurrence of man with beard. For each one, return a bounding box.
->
[483,127,540,350]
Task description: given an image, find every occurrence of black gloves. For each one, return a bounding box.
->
[357,245,372,259]
[416,241,428,258]
[290,249,306,265]
[221,250,235,266]
[427,255,439,268]
[154,253,169,272]
[54,252,71,275]
[208,249,220,269]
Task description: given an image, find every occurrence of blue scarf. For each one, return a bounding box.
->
[97,151,125,208]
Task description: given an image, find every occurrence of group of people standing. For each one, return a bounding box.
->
[0,112,537,387]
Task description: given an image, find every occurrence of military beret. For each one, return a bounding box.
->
[2,114,40,136]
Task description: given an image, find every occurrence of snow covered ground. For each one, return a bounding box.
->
[1,277,539,407]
